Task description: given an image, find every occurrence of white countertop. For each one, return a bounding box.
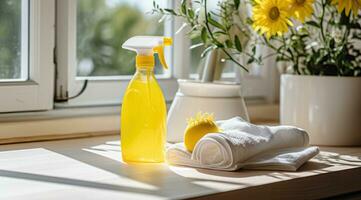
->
[1,135,361,199]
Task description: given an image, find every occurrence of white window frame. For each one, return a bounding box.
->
[0,0,55,113]
[55,0,179,107]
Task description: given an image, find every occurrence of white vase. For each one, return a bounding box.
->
[281,74,361,146]
[167,79,249,143]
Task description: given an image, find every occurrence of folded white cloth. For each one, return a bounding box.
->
[167,117,319,171]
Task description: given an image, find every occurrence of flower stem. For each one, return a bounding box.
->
[203,0,249,72]
[320,0,326,42]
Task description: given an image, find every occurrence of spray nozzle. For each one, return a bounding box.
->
[122,36,172,69]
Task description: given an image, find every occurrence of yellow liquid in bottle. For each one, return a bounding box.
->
[121,67,167,163]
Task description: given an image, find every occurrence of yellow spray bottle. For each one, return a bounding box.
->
[121,36,172,163]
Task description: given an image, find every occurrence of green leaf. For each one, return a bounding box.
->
[164,8,177,15]
[190,43,204,50]
[305,21,320,28]
[252,46,256,54]
[207,13,226,31]
[213,31,227,35]
[246,17,253,25]
[349,22,361,29]
[234,35,242,52]
[234,0,240,9]
[215,42,224,48]
[247,57,254,64]
[181,0,187,15]
[225,39,233,48]
[276,56,289,62]
[187,8,194,18]
[329,38,335,49]
[201,27,208,43]
[339,11,351,26]
[201,46,215,58]
[189,29,201,39]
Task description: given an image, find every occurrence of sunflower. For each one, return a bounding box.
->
[288,0,315,22]
[253,0,293,39]
[332,0,361,16]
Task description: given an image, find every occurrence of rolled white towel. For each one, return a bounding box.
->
[166,117,319,171]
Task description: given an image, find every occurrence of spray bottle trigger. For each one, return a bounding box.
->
[153,46,168,69]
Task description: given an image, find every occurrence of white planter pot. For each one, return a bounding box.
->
[281,74,361,146]
[167,79,249,143]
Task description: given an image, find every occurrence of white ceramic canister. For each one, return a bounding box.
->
[167,79,249,143]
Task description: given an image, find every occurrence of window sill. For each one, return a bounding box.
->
[0,103,279,145]
[1,135,361,199]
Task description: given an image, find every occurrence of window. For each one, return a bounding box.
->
[0,0,277,113]
[0,0,54,113]
[76,0,167,77]
[56,0,177,106]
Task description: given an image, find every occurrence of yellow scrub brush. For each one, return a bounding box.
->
[184,112,220,152]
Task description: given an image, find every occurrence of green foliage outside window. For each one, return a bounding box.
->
[0,0,22,79]
[77,0,164,76]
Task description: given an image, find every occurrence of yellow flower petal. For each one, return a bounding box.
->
[252,0,293,38]
[332,0,361,16]
[287,0,314,22]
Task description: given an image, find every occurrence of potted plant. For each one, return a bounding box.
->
[152,0,261,142]
[154,0,361,145]
[252,0,361,145]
